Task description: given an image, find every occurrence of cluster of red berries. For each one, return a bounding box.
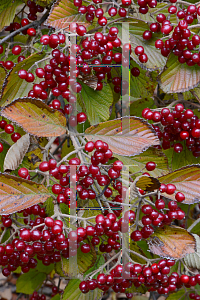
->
[80,259,176,294]
[30,286,60,300]
[138,0,158,15]
[142,103,200,157]
[0,119,22,154]
[80,260,200,295]
[149,4,200,65]
[190,293,200,300]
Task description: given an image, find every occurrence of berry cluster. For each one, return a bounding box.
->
[190,293,200,300]
[0,119,22,154]
[150,4,200,65]
[80,258,199,295]
[142,103,200,157]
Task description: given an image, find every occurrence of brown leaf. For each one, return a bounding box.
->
[85,116,160,156]
[148,225,196,259]
[159,165,200,204]
[0,173,51,214]
[4,134,30,171]
[136,175,160,192]
[45,0,89,30]
[1,98,66,137]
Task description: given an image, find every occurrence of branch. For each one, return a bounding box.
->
[0,11,49,45]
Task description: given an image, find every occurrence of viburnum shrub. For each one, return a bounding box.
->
[0,0,200,299]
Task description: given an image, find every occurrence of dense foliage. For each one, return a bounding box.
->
[0,0,200,299]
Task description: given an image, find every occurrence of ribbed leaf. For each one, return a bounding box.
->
[0,0,22,31]
[159,53,200,93]
[184,234,200,270]
[129,21,167,71]
[0,173,51,214]
[78,82,113,125]
[63,279,102,300]
[0,52,46,107]
[0,65,7,93]
[85,117,160,156]
[166,289,185,300]
[115,147,169,177]
[16,269,46,294]
[148,225,196,259]
[159,165,200,204]
[45,0,89,29]
[1,98,66,137]
[4,134,30,171]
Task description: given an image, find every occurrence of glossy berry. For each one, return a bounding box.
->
[146,161,156,171]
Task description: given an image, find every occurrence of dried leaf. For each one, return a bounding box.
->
[148,225,196,259]
[184,234,200,270]
[135,175,160,192]
[159,53,200,93]
[1,98,66,137]
[0,173,51,214]
[85,117,160,156]
[45,0,89,30]
[4,134,30,171]
[159,165,200,204]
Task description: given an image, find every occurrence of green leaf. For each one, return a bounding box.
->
[0,0,23,31]
[1,98,66,137]
[50,294,61,300]
[80,200,101,225]
[61,138,76,159]
[130,61,158,98]
[115,147,169,177]
[44,197,54,216]
[78,82,113,125]
[159,53,200,93]
[166,289,185,300]
[129,21,167,70]
[164,141,200,171]
[130,98,156,117]
[62,279,102,300]
[0,65,7,92]
[190,221,200,235]
[36,260,54,274]
[84,255,105,278]
[0,52,46,106]
[56,244,97,276]
[16,269,46,294]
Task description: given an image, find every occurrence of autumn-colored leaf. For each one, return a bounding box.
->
[1,98,66,137]
[0,173,51,214]
[4,134,30,171]
[45,0,89,30]
[159,165,200,204]
[85,117,160,156]
[148,225,196,259]
[0,52,46,107]
[159,53,200,93]
[135,175,160,192]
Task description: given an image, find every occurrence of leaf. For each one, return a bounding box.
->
[148,225,196,259]
[115,147,169,177]
[135,175,160,192]
[166,289,185,300]
[50,294,61,300]
[44,197,54,216]
[16,269,46,294]
[56,244,96,276]
[45,0,89,30]
[61,138,76,159]
[159,165,200,204]
[0,173,51,214]
[62,279,102,300]
[77,82,113,125]
[0,0,22,31]
[84,255,105,278]
[183,234,200,270]
[85,117,160,156]
[130,61,158,98]
[130,97,156,116]
[0,65,7,93]
[3,134,30,171]
[36,260,54,274]
[129,21,167,71]
[159,53,200,93]
[1,98,66,137]
[0,143,10,172]
[0,52,46,106]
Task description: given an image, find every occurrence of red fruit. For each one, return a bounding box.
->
[27,28,36,36]
[146,161,156,171]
